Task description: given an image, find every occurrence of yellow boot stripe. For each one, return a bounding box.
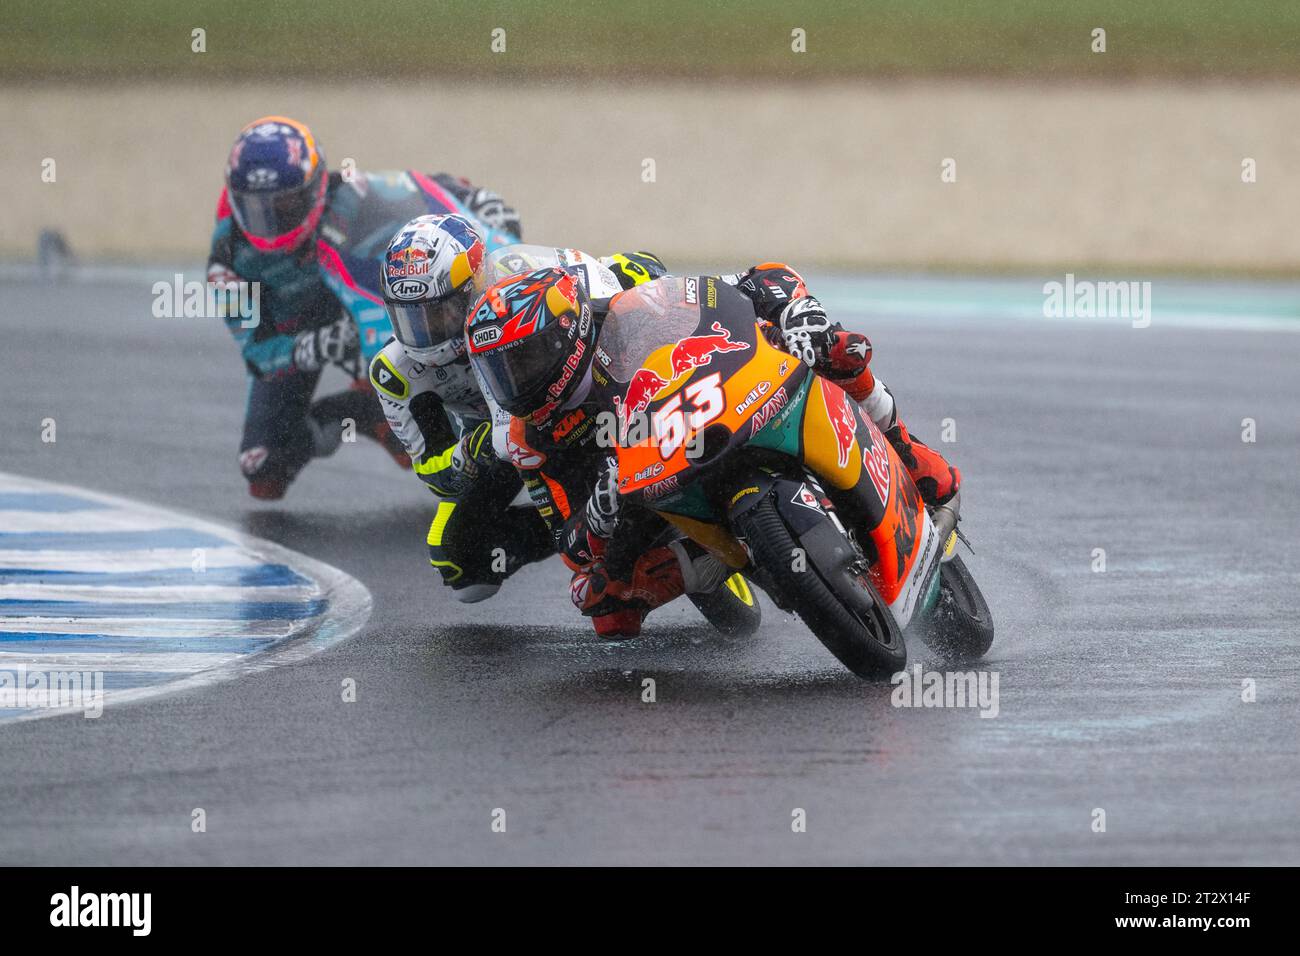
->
[427,501,457,547]
[429,559,463,582]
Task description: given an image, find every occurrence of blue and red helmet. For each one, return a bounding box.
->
[466,267,595,426]
[225,116,327,253]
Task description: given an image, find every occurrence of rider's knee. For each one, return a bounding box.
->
[239,445,293,499]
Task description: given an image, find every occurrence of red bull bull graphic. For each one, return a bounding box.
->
[669,321,750,376]
[613,367,671,441]
[615,321,751,443]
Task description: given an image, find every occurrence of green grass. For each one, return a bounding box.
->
[3,0,1300,81]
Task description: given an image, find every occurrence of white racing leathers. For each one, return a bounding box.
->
[367,245,624,601]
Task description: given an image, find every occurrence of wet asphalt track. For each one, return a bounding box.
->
[0,270,1297,865]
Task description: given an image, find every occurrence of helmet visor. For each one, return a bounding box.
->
[473,325,573,417]
[386,286,473,352]
[230,179,321,243]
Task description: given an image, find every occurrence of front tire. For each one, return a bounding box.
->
[733,494,905,679]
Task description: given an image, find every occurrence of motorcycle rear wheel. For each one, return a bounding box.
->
[923,554,995,661]
[689,572,763,636]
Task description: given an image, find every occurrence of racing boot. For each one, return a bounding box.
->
[886,419,960,506]
[580,543,761,639]
[572,546,689,640]
[591,607,645,640]
[241,445,307,501]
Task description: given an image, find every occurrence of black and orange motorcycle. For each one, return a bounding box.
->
[593,275,993,678]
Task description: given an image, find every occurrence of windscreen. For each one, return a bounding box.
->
[598,277,704,382]
[481,245,566,286]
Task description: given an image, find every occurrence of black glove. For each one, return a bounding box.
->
[426,420,495,497]
[293,318,359,373]
[451,420,495,479]
[584,456,621,539]
[467,188,522,239]
[777,296,834,368]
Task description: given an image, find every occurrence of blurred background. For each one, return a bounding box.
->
[2,0,1299,272]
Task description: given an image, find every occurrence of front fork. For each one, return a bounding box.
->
[725,468,870,609]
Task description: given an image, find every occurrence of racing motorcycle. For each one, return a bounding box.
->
[592,276,993,678]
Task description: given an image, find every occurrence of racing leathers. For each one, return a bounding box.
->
[509,263,960,637]
[369,245,668,602]
[209,169,520,499]
[724,263,960,508]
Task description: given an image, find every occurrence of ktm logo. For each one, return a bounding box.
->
[552,409,586,439]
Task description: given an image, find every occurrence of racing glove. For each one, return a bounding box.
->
[466,188,522,238]
[428,420,495,497]
[293,318,359,374]
[584,457,622,539]
[778,296,834,368]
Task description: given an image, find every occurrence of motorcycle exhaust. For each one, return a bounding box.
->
[930,490,961,542]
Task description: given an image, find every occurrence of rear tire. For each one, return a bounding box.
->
[923,554,995,661]
[733,494,905,679]
[689,572,762,636]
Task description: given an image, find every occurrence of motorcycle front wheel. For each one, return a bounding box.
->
[732,492,905,679]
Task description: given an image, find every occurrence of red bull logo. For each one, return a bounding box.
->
[857,405,892,505]
[668,321,749,377]
[545,338,586,400]
[823,380,858,469]
[615,320,750,444]
[614,367,671,439]
[387,246,431,278]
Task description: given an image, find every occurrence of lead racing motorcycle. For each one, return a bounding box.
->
[593,276,993,678]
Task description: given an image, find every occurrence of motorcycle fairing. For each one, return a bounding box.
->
[603,278,804,498]
[797,375,937,620]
